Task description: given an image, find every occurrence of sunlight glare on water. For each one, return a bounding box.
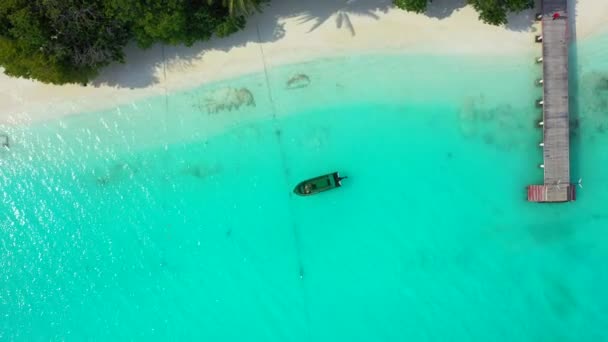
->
[1,33,608,341]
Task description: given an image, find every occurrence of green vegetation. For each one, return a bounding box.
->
[0,0,265,84]
[209,0,265,15]
[468,0,534,25]
[394,0,534,25]
[0,0,534,85]
[393,0,428,14]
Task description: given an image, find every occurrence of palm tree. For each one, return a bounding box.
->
[207,0,263,16]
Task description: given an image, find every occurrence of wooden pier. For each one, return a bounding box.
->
[527,0,575,202]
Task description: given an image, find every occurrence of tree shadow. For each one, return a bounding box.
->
[90,0,539,89]
[91,18,283,89]
[424,0,466,20]
[421,0,537,30]
[505,0,540,32]
[91,44,165,88]
[424,0,538,31]
[284,0,392,35]
[91,0,393,89]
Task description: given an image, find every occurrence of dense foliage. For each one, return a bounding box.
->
[0,0,264,84]
[393,0,428,14]
[1,0,534,84]
[394,0,534,25]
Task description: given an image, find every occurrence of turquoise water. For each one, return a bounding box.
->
[1,33,608,340]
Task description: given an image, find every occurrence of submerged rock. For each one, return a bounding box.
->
[286,74,311,89]
[202,87,256,114]
[236,88,255,106]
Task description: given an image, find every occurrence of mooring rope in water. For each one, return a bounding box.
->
[256,23,311,339]
[256,24,276,119]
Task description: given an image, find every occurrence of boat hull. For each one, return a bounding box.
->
[293,172,345,196]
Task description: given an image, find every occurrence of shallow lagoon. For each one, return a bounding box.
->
[1,33,607,340]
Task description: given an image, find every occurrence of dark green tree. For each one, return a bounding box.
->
[393,0,429,14]
[0,0,264,84]
[394,0,535,26]
[104,0,248,47]
[467,0,534,25]
[1,0,130,83]
[207,0,265,15]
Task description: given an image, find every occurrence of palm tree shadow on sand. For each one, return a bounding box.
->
[289,0,391,36]
[91,0,537,89]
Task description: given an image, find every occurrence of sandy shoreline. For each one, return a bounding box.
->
[1,0,607,125]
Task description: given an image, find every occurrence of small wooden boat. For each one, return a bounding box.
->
[293,172,347,196]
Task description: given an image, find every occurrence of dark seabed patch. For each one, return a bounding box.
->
[200,87,256,114]
[526,220,575,244]
[0,133,9,148]
[459,95,532,150]
[286,74,311,90]
[93,161,140,186]
[542,273,578,319]
[577,72,608,140]
[181,163,222,180]
[569,118,580,138]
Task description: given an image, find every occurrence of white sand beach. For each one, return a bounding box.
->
[1,0,606,125]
